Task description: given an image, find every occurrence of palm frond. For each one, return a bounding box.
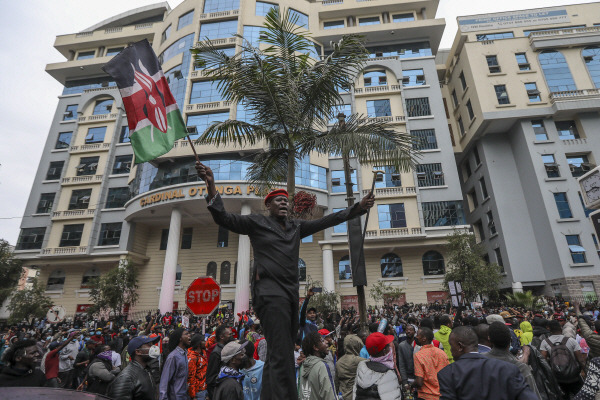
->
[245,149,290,193]
[193,119,270,147]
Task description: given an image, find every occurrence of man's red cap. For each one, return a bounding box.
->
[264,189,288,205]
[365,332,394,356]
[318,329,332,337]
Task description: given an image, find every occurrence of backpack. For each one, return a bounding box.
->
[544,337,580,383]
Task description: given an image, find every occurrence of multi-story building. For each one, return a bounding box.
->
[442,3,600,298]
[13,0,466,317]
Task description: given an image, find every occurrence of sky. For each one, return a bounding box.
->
[0,0,597,245]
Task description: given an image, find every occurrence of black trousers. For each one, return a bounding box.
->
[255,295,299,400]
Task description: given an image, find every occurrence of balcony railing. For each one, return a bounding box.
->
[322,0,343,5]
[78,113,119,123]
[42,246,88,255]
[354,85,401,95]
[52,209,95,219]
[70,143,111,153]
[367,56,400,62]
[185,101,232,112]
[550,89,600,103]
[361,186,416,197]
[365,227,424,238]
[561,138,588,145]
[61,175,103,185]
[199,9,240,21]
[357,116,406,124]
[529,26,600,39]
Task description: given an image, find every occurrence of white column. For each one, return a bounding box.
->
[234,203,252,315]
[322,244,335,292]
[512,281,524,293]
[158,208,182,314]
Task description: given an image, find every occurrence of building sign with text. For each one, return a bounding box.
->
[139,184,273,207]
[458,7,569,32]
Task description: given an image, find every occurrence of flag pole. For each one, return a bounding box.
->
[186,134,201,164]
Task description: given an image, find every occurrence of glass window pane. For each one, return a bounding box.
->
[203,0,240,13]
[256,1,278,16]
[539,51,577,92]
[178,10,194,30]
[56,131,72,149]
[338,255,351,280]
[92,99,113,115]
[199,20,238,40]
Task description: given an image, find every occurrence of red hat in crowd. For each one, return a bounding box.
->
[264,189,288,205]
[365,332,394,356]
[318,329,332,337]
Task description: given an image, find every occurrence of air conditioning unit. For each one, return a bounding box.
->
[582,162,596,171]
[416,172,427,179]
[331,178,341,186]
[433,171,444,179]
[391,173,401,181]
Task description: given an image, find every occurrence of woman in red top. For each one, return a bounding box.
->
[188,334,208,399]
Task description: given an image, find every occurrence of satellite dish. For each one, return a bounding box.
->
[47,305,66,323]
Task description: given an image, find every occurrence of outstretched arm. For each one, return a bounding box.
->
[299,288,315,327]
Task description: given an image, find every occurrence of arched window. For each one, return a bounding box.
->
[81,267,100,289]
[298,258,306,282]
[220,261,231,284]
[47,270,66,291]
[339,255,351,280]
[207,262,217,279]
[583,46,600,88]
[175,264,182,286]
[380,253,403,278]
[363,70,387,86]
[422,251,445,276]
[539,50,576,92]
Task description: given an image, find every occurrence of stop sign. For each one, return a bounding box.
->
[186,277,221,316]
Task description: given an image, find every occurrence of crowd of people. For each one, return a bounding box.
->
[1,295,600,399]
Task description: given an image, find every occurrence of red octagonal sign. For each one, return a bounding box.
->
[186,276,221,316]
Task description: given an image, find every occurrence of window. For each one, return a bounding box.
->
[98,222,121,246]
[16,227,45,250]
[55,131,72,149]
[494,85,510,105]
[220,261,231,284]
[381,253,403,278]
[567,154,591,177]
[175,264,182,286]
[378,204,406,229]
[358,16,380,26]
[494,248,504,269]
[186,112,229,137]
[160,229,169,250]
[367,42,432,59]
[411,129,437,150]
[289,9,309,27]
[63,104,78,121]
[338,255,351,280]
[199,20,238,40]
[203,0,239,13]
[119,126,130,143]
[539,51,576,92]
[106,187,129,209]
[81,268,100,289]
[567,235,587,263]
[464,161,472,179]
[487,210,496,235]
[92,99,113,115]
[466,100,475,120]
[333,208,347,233]
[46,161,64,180]
[480,178,489,199]
[181,228,193,249]
[331,170,357,193]
[105,47,124,57]
[366,99,391,117]
[416,163,444,187]
[301,236,313,243]
[296,158,327,190]
[62,79,116,96]
[178,10,194,30]
[486,55,501,73]
[422,251,445,275]
[206,262,217,279]
[329,104,351,125]
[190,80,224,104]
[406,97,431,117]
[60,224,84,247]
[525,83,541,102]
[374,166,401,188]
[402,69,425,86]
[554,193,573,219]
[85,127,107,144]
[112,155,132,175]
[298,259,306,282]
[542,154,560,178]
[217,226,229,247]
[583,46,600,88]
[77,50,95,60]
[47,270,66,291]
[324,20,344,30]
[580,192,594,217]
[476,32,514,41]
[459,72,467,90]
[468,190,478,209]
[36,193,55,214]
[76,156,99,176]
[243,26,263,47]
[515,53,531,71]
[392,13,414,22]
[161,25,171,43]
[422,201,466,227]
[69,189,92,210]
[451,90,458,107]
[473,147,481,166]
[474,220,485,242]
[458,117,465,136]
[581,281,597,301]
[256,1,278,16]
[532,120,548,141]
[364,70,387,87]
[555,120,580,140]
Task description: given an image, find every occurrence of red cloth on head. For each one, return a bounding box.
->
[264,189,288,205]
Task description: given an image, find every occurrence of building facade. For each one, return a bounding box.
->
[13,0,467,317]
[442,3,600,298]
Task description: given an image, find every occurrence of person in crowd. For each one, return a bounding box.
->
[575,302,600,360]
[107,335,160,400]
[299,289,319,342]
[475,324,492,354]
[44,330,79,387]
[437,326,538,400]
[485,322,541,398]
[0,339,45,387]
[319,329,336,385]
[434,315,453,363]
[501,312,524,355]
[110,340,122,371]
[558,314,577,340]
[413,327,449,400]
[241,337,264,400]
[86,344,118,395]
[530,317,551,350]
[213,341,248,400]
[159,328,191,400]
[520,321,534,346]
[397,324,416,387]
[74,339,96,386]
[207,324,232,398]
[58,331,79,388]
[574,356,600,400]
[298,331,337,400]
[188,334,208,400]
[335,334,366,400]
[354,331,402,400]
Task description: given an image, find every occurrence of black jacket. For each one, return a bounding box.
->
[437,353,538,400]
[213,376,243,400]
[107,360,155,400]
[206,343,225,399]
[0,366,46,387]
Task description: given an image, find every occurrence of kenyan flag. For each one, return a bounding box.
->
[102,39,187,164]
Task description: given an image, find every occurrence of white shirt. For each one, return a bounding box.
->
[111,350,122,368]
